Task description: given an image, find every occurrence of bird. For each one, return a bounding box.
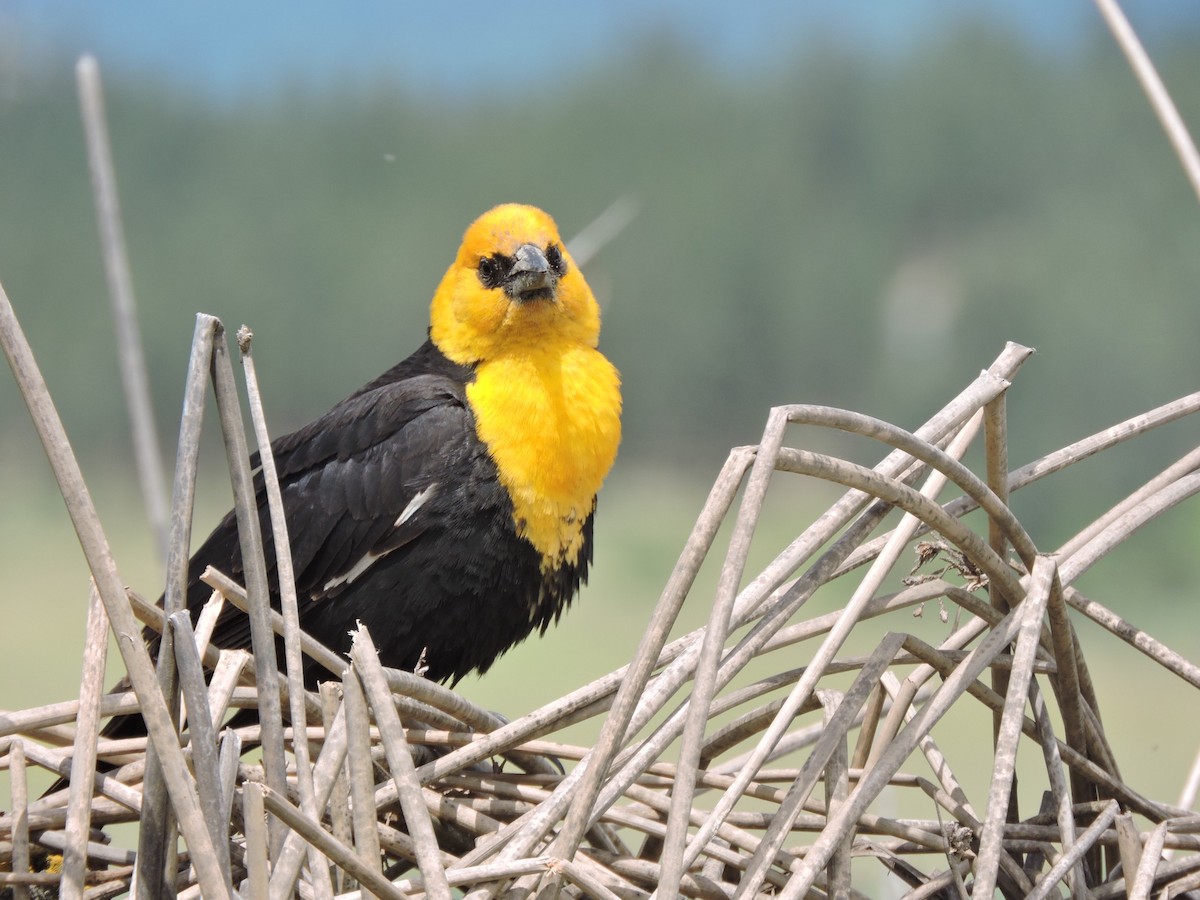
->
[160,202,622,688]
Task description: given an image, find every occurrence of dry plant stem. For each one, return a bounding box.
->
[1178,747,1200,827]
[209,322,288,855]
[780,404,1038,568]
[591,500,898,846]
[202,568,344,699]
[397,857,627,896]
[61,585,111,900]
[1027,680,1082,897]
[841,414,992,772]
[983,392,1015,842]
[9,739,31,900]
[193,593,225,658]
[1002,388,1200,509]
[874,624,981,769]
[349,626,452,900]
[1060,584,1200,690]
[851,683,886,771]
[74,54,169,557]
[241,781,269,900]
[657,495,892,743]
[903,634,1178,821]
[702,413,983,893]
[1027,800,1120,900]
[238,329,332,899]
[136,314,218,896]
[341,669,384,893]
[167,612,232,880]
[266,693,348,897]
[783,604,1026,898]
[319,684,353,895]
[216,730,241,827]
[1094,0,1200,204]
[884,628,986,815]
[1161,868,1200,899]
[763,578,1001,660]
[915,780,1035,895]
[551,449,753,863]
[1114,812,1143,889]
[1057,444,1200,561]
[656,413,789,899]
[207,651,251,730]
[820,692,850,899]
[1043,567,1097,847]
[811,344,1027,556]
[1058,471,1200,586]
[972,556,1056,900]
[843,388,1200,574]
[0,276,229,896]
[259,786,408,900]
[237,331,310,744]
[729,393,1003,633]
[775,449,1021,598]
[1130,821,1170,900]
[732,340,1032,629]
[8,740,142,816]
[471,347,1032,877]
[732,633,907,898]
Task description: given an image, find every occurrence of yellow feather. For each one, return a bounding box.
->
[429,204,622,567]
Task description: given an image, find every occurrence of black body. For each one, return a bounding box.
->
[170,338,592,686]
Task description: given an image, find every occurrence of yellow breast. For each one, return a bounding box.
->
[467,343,622,569]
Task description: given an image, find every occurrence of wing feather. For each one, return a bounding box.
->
[188,369,476,652]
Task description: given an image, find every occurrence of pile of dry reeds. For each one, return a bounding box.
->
[5,2,1200,896]
[4,318,1200,899]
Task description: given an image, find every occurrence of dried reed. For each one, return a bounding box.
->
[4,3,1200,895]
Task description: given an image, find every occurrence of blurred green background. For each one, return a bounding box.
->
[2,3,1200,884]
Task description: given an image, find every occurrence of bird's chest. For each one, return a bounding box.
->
[466,346,621,569]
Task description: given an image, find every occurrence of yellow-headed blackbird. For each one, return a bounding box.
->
[170,203,622,685]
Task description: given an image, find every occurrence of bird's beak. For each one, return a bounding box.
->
[507,243,556,302]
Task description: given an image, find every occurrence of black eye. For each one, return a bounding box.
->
[545,244,567,277]
[477,254,509,289]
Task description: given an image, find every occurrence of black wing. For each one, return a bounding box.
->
[184,357,476,657]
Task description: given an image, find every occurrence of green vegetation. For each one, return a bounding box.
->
[3,29,1198,466]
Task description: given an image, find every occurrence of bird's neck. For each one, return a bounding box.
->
[467,343,621,570]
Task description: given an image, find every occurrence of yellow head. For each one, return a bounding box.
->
[430,204,602,364]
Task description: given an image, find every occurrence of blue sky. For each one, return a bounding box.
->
[5,1,1199,101]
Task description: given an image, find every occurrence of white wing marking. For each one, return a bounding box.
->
[318,483,439,596]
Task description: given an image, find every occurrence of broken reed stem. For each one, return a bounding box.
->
[236,327,331,896]
[135,313,218,900]
[208,324,289,859]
